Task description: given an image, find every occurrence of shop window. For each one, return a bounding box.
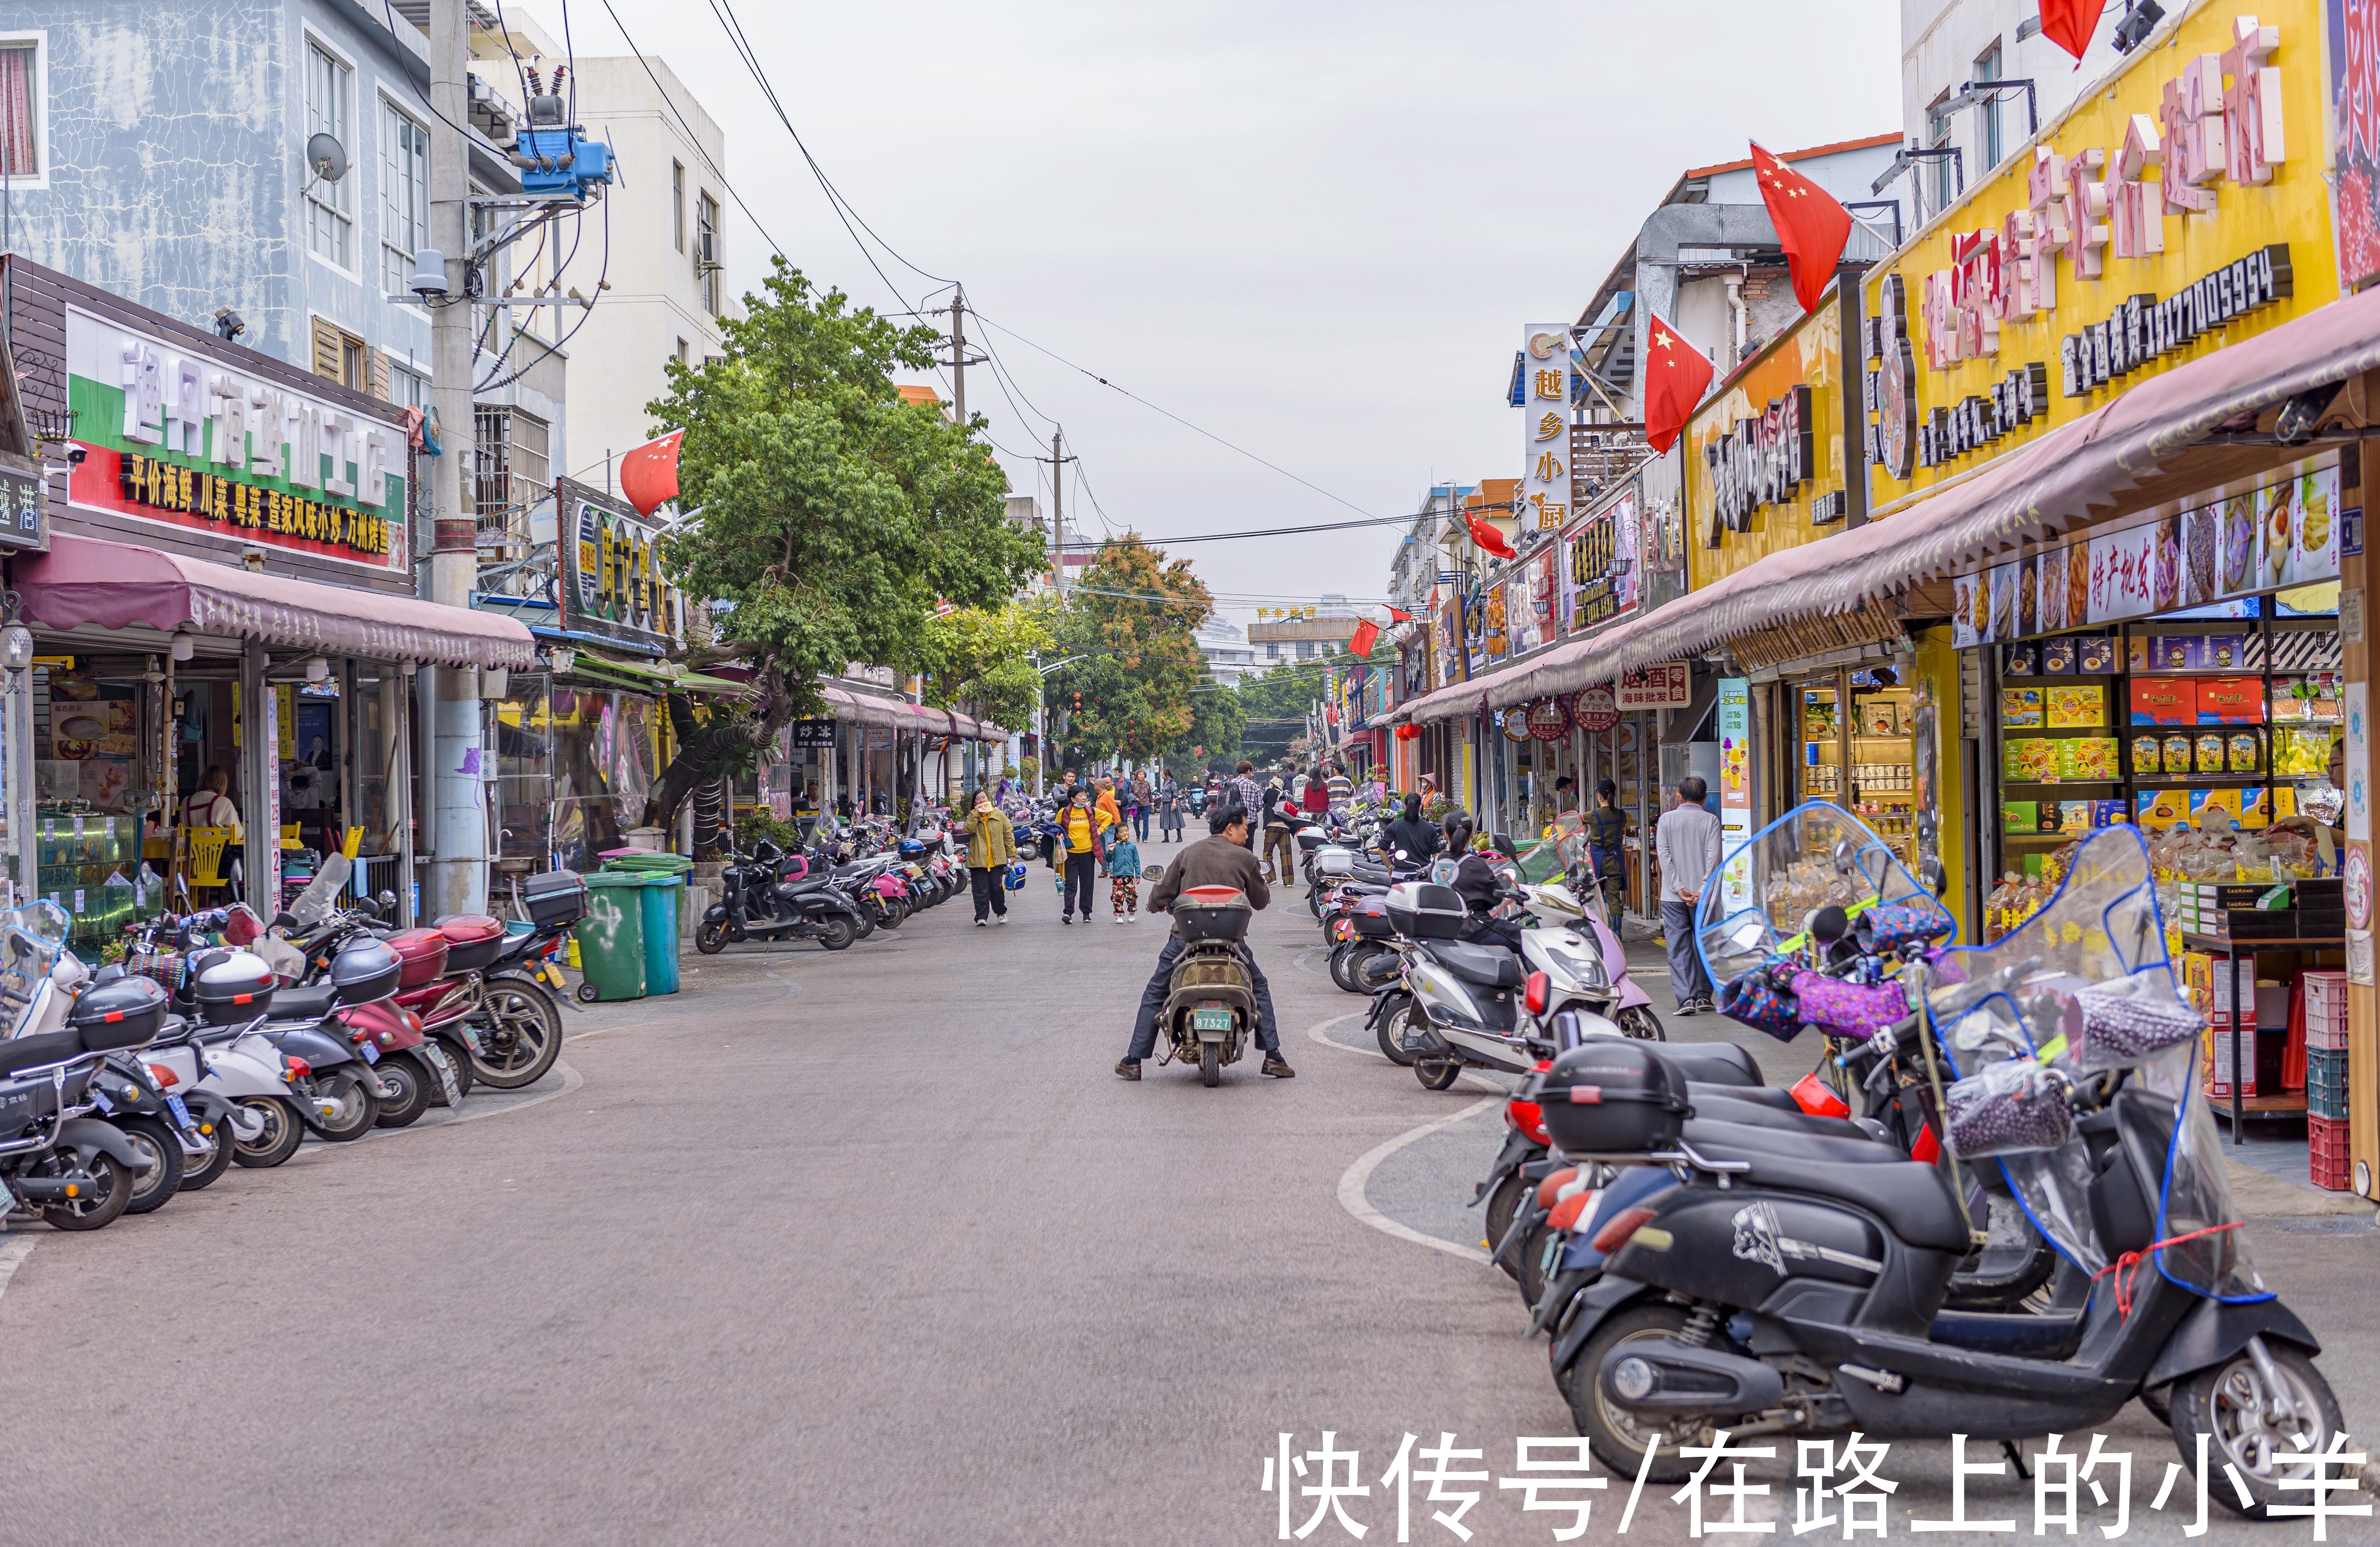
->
[304,38,355,269]
[0,37,43,178]
[312,317,369,391]
[472,405,549,546]
[379,99,430,299]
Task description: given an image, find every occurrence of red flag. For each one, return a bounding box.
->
[1751,142,1855,315]
[1641,316,1714,455]
[2037,0,2097,63]
[619,430,684,517]
[1350,619,1381,658]
[1386,607,1413,623]
[1466,510,1517,560]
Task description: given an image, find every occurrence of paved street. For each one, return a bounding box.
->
[2,834,2375,1545]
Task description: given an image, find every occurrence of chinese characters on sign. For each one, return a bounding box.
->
[1616,662,1692,710]
[556,477,686,653]
[0,458,47,552]
[1518,324,1570,533]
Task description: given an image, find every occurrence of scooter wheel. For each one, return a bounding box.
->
[2168,1340,2347,1519]
[1615,1006,1667,1041]
[1376,997,1420,1067]
[229,1097,303,1168]
[1565,1301,1722,1483]
[576,982,602,1004]
[695,919,730,955]
[1327,943,1359,993]
[177,1120,235,1192]
[116,1117,185,1215]
[816,915,858,952]
[371,1055,432,1128]
[1414,1058,1461,1091]
[37,1151,133,1232]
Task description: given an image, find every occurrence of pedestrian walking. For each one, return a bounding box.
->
[1157,772,1183,840]
[1058,786,1112,924]
[964,790,1017,927]
[1108,826,1143,922]
[1654,775,1721,1014]
[1586,777,1629,928]
[1228,760,1263,850]
[1301,763,1330,815]
[1129,771,1153,841]
[1260,777,1298,883]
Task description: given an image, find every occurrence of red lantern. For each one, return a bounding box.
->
[1396,723,1421,741]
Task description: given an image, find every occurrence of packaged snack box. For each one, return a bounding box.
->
[2003,800,2040,834]
[2047,685,2105,728]
[2001,687,2045,728]
[2227,731,2260,774]
[2094,799,2130,827]
[2041,638,2076,675]
[1865,701,1899,736]
[2130,734,2162,775]
[2206,634,2246,670]
[2137,790,2187,831]
[2060,738,2117,780]
[2037,801,2063,834]
[2163,734,2194,773]
[2129,679,2194,725]
[2189,788,2241,830]
[2003,738,2059,780]
[2077,635,2118,673]
[2195,734,2228,774]
[2196,677,2264,724]
[2237,788,2269,829]
[2002,642,2039,677]
[2060,801,2093,832]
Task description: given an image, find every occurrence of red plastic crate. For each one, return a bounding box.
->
[2309,1115,2354,1192]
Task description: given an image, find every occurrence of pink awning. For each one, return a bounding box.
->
[15,532,534,669]
[1405,283,2380,723]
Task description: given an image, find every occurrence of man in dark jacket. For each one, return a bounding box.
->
[1116,804,1293,1080]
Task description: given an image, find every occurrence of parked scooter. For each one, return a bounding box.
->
[698,838,863,952]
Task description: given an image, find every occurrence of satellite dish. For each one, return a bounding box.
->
[306,132,349,183]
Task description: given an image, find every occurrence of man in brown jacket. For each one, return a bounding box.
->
[1116,802,1293,1080]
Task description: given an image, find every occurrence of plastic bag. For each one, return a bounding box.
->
[2073,973,2204,1069]
[1944,1057,2074,1158]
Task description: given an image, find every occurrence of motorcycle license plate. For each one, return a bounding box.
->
[1190,1008,1233,1032]
[166,1094,193,1130]
[540,963,567,991]
[358,1039,380,1064]
[457,1025,484,1054]
[424,1045,463,1106]
[90,1088,114,1114]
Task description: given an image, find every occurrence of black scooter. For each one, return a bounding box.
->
[698,840,863,953]
[1537,1025,2342,1520]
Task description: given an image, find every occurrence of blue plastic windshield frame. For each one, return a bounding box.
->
[1692,800,1958,990]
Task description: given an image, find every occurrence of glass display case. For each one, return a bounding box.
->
[34,805,157,947]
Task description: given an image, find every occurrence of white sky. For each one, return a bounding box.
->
[563,1,1903,633]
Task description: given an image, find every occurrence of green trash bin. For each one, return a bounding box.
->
[573,872,649,1003]
[604,852,697,943]
[636,874,682,995]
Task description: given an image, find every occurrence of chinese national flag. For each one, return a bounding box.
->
[619,430,684,517]
[1350,619,1381,658]
[1386,607,1413,623]
[1641,316,1714,455]
[2038,0,2096,63]
[1751,142,1855,315]
[1466,510,1517,560]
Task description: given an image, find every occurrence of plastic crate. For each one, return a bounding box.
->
[2310,1114,2354,1192]
[2306,1016,2350,1051]
[2304,969,2349,1022]
[2307,1046,2350,1120]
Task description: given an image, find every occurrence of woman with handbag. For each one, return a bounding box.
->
[965,790,1017,926]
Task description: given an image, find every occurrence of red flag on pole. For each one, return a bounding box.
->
[1349,619,1381,658]
[1465,510,1517,560]
[1641,316,1715,455]
[618,430,684,517]
[1386,607,1413,623]
[1751,142,1856,315]
[2037,0,2097,63]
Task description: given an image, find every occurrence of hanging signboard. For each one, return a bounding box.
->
[1566,486,1642,633]
[1525,697,1571,742]
[555,476,685,655]
[1716,677,1754,910]
[1617,662,1693,710]
[1683,286,1854,591]
[1865,0,2338,511]
[61,306,406,570]
[788,719,837,749]
[1500,706,1533,743]
[1518,324,1571,533]
[1572,684,1620,732]
[0,456,46,552]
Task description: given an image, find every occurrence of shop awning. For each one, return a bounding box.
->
[821,685,905,728]
[1405,282,2380,722]
[15,532,534,670]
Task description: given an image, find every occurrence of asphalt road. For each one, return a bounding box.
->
[0,833,2373,1546]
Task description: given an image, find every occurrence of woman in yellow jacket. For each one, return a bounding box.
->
[1059,785,1113,924]
[965,790,1017,927]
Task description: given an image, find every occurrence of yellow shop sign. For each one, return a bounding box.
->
[1683,282,1853,589]
[1862,0,2335,509]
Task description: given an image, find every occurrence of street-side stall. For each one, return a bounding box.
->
[0,258,531,933]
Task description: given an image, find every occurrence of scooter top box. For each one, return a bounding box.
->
[384,928,450,988]
[437,914,505,973]
[330,937,402,1005]
[521,868,589,929]
[69,974,168,1050]
[1537,1038,1690,1155]
[191,948,278,1025]
[1173,885,1252,943]
[1384,881,1468,940]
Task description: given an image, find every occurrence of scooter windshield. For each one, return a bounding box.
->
[286,853,354,931]
[1927,825,2264,1301]
[0,921,61,1033]
[1512,815,1584,887]
[1692,801,1952,990]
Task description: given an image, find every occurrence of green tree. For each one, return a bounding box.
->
[640,258,1046,827]
[1186,682,1246,774]
[920,600,1054,736]
[1046,537,1211,767]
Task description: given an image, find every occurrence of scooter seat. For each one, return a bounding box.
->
[0,1029,87,1076]
[1688,1080,1793,1110]
[270,982,341,1020]
[1435,940,1524,990]
[1689,1089,1879,1144]
[1678,1118,1971,1253]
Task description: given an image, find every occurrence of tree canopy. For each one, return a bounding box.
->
[640,258,1046,827]
[1045,537,1211,768]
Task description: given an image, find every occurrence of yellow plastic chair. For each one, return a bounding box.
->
[280,823,304,851]
[183,826,237,889]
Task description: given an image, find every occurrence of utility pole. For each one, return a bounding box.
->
[939,284,985,429]
[1037,430,1076,602]
[426,0,486,921]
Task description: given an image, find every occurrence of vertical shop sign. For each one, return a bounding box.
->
[1717,678,1753,911]
[1519,325,1571,533]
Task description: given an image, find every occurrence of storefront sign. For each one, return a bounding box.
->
[1518,324,1571,532]
[1717,677,1753,910]
[788,719,837,749]
[1571,684,1619,732]
[1470,584,1499,673]
[2331,1,2380,287]
[556,477,684,654]
[61,307,406,570]
[1567,489,1641,632]
[1618,662,1693,710]
[1684,290,1853,588]
[1954,464,2342,646]
[1866,0,2338,508]
[1436,592,1466,685]
[1500,706,1533,743]
[0,457,46,552]
[1505,552,1549,657]
[1525,697,1571,742]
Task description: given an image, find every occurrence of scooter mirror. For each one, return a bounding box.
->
[271,912,299,931]
[1807,904,1850,946]
[1920,856,1949,899]
[1832,839,1858,876]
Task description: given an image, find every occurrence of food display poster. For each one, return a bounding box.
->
[46,680,138,810]
[1950,467,2341,648]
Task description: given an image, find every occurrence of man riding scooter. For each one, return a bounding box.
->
[1115,803,1295,1081]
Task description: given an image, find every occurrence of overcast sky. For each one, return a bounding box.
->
[563,1,1903,634]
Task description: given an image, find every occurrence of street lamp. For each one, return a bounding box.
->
[1030,654,1089,798]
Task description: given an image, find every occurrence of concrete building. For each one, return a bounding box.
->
[463,6,727,516]
[1196,614,1259,687]
[1249,612,1362,665]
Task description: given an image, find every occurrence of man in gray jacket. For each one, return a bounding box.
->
[1116,803,1294,1080]
[1654,776,1721,1015]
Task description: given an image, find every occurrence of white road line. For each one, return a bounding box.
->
[1302,1011,1506,1093]
[1336,1096,1499,1264]
[0,1235,35,1299]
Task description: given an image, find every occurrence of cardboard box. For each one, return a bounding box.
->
[2002,687,2045,728]
[2056,738,2119,780]
[2003,800,2040,835]
[2206,1028,2257,1097]
[2130,679,2195,726]
[2197,677,2266,724]
[2002,642,2039,677]
[2137,789,2188,831]
[2046,685,2106,728]
[2077,636,2119,673]
[2042,638,2077,675]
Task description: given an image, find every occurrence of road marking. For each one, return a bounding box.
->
[1302,1011,1506,1093]
[1336,1096,1499,1265]
[0,1235,34,1300]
